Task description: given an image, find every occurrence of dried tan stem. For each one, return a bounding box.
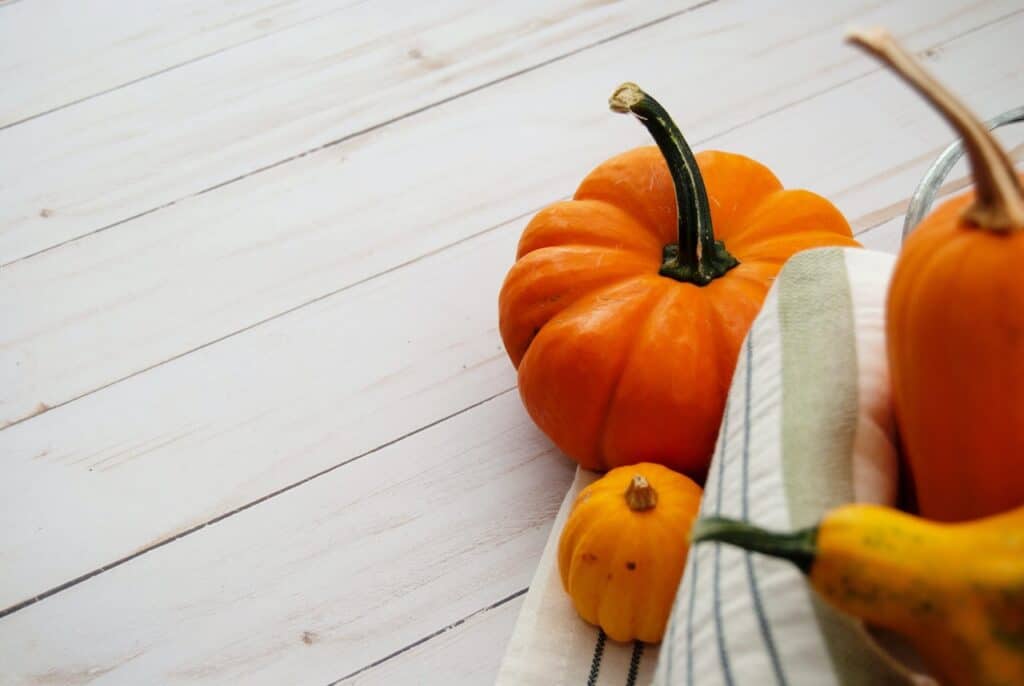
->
[847,27,1024,231]
[624,474,658,511]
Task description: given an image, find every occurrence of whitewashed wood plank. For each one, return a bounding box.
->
[0,0,357,127]
[0,11,1020,614]
[0,223,523,609]
[1,5,1020,610]
[2,6,1015,683]
[0,0,704,264]
[336,592,525,685]
[0,391,575,685]
[2,0,1013,430]
[858,215,905,254]
[857,130,1024,254]
[749,22,1024,236]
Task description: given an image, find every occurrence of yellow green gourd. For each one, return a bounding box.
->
[693,503,1024,686]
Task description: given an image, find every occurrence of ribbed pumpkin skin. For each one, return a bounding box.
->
[887,175,1024,522]
[557,463,702,643]
[499,146,858,479]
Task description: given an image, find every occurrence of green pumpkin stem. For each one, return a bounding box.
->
[690,516,818,574]
[609,82,739,285]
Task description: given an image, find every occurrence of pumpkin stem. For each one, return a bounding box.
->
[610,83,739,284]
[847,28,1024,231]
[691,516,817,574]
[624,474,658,511]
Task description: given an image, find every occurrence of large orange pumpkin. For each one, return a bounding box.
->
[851,30,1024,521]
[499,83,859,479]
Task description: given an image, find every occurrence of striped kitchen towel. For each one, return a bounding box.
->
[498,247,928,685]
[654,247,931,685]
[496,467,659,686]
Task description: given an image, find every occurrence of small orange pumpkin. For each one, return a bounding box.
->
[499,83,859,478]
[558,463,702,643]
[849,30,1024,521]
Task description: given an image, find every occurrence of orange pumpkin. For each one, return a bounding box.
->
[850,30,1024,521]
[498,83,859,478]
[558,463,702,643]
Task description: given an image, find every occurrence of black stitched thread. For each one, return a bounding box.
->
[625,641,644,686]
[587,629,607,686]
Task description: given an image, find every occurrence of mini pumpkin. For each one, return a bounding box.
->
[557,463,702,643]
[499,83,859,479]
[849,30,1024,521]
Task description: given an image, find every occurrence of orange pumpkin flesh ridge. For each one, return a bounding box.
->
[558,464,702,643]
[499,82,859,479]
[848,29,1024,521]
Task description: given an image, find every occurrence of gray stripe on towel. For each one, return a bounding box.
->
[740,329,788,686]
[711,398,735,686]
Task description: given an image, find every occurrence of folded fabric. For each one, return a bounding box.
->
[497,247,915,685]
[496,467,660,685]
[654,247,921,685]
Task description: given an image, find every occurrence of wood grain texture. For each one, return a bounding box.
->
[0,392,574,685]
[2,2,1021,684]
[0,0,703,264]
[0,223,523,609]
[0,0,357,127]
[2,0,1016,429]
[2,1,1021,613]
[858,128,1024,252]
[334,592,525,685]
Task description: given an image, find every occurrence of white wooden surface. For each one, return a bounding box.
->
[1,1,1020,683]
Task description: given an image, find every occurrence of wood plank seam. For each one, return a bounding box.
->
[0,22,1014,618]
[5,0,1005,272]
[0,0,371,132]
[7,5,1016,437]
[0,204,539,433]
[1,8,1018,681]
[1,10,1009,432]
[0,388,563,682]
[328,587,528,684]
[0,386,516,619]
[2,14,1015,618]
[854,142,1024,234]
[0,0,720,270]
